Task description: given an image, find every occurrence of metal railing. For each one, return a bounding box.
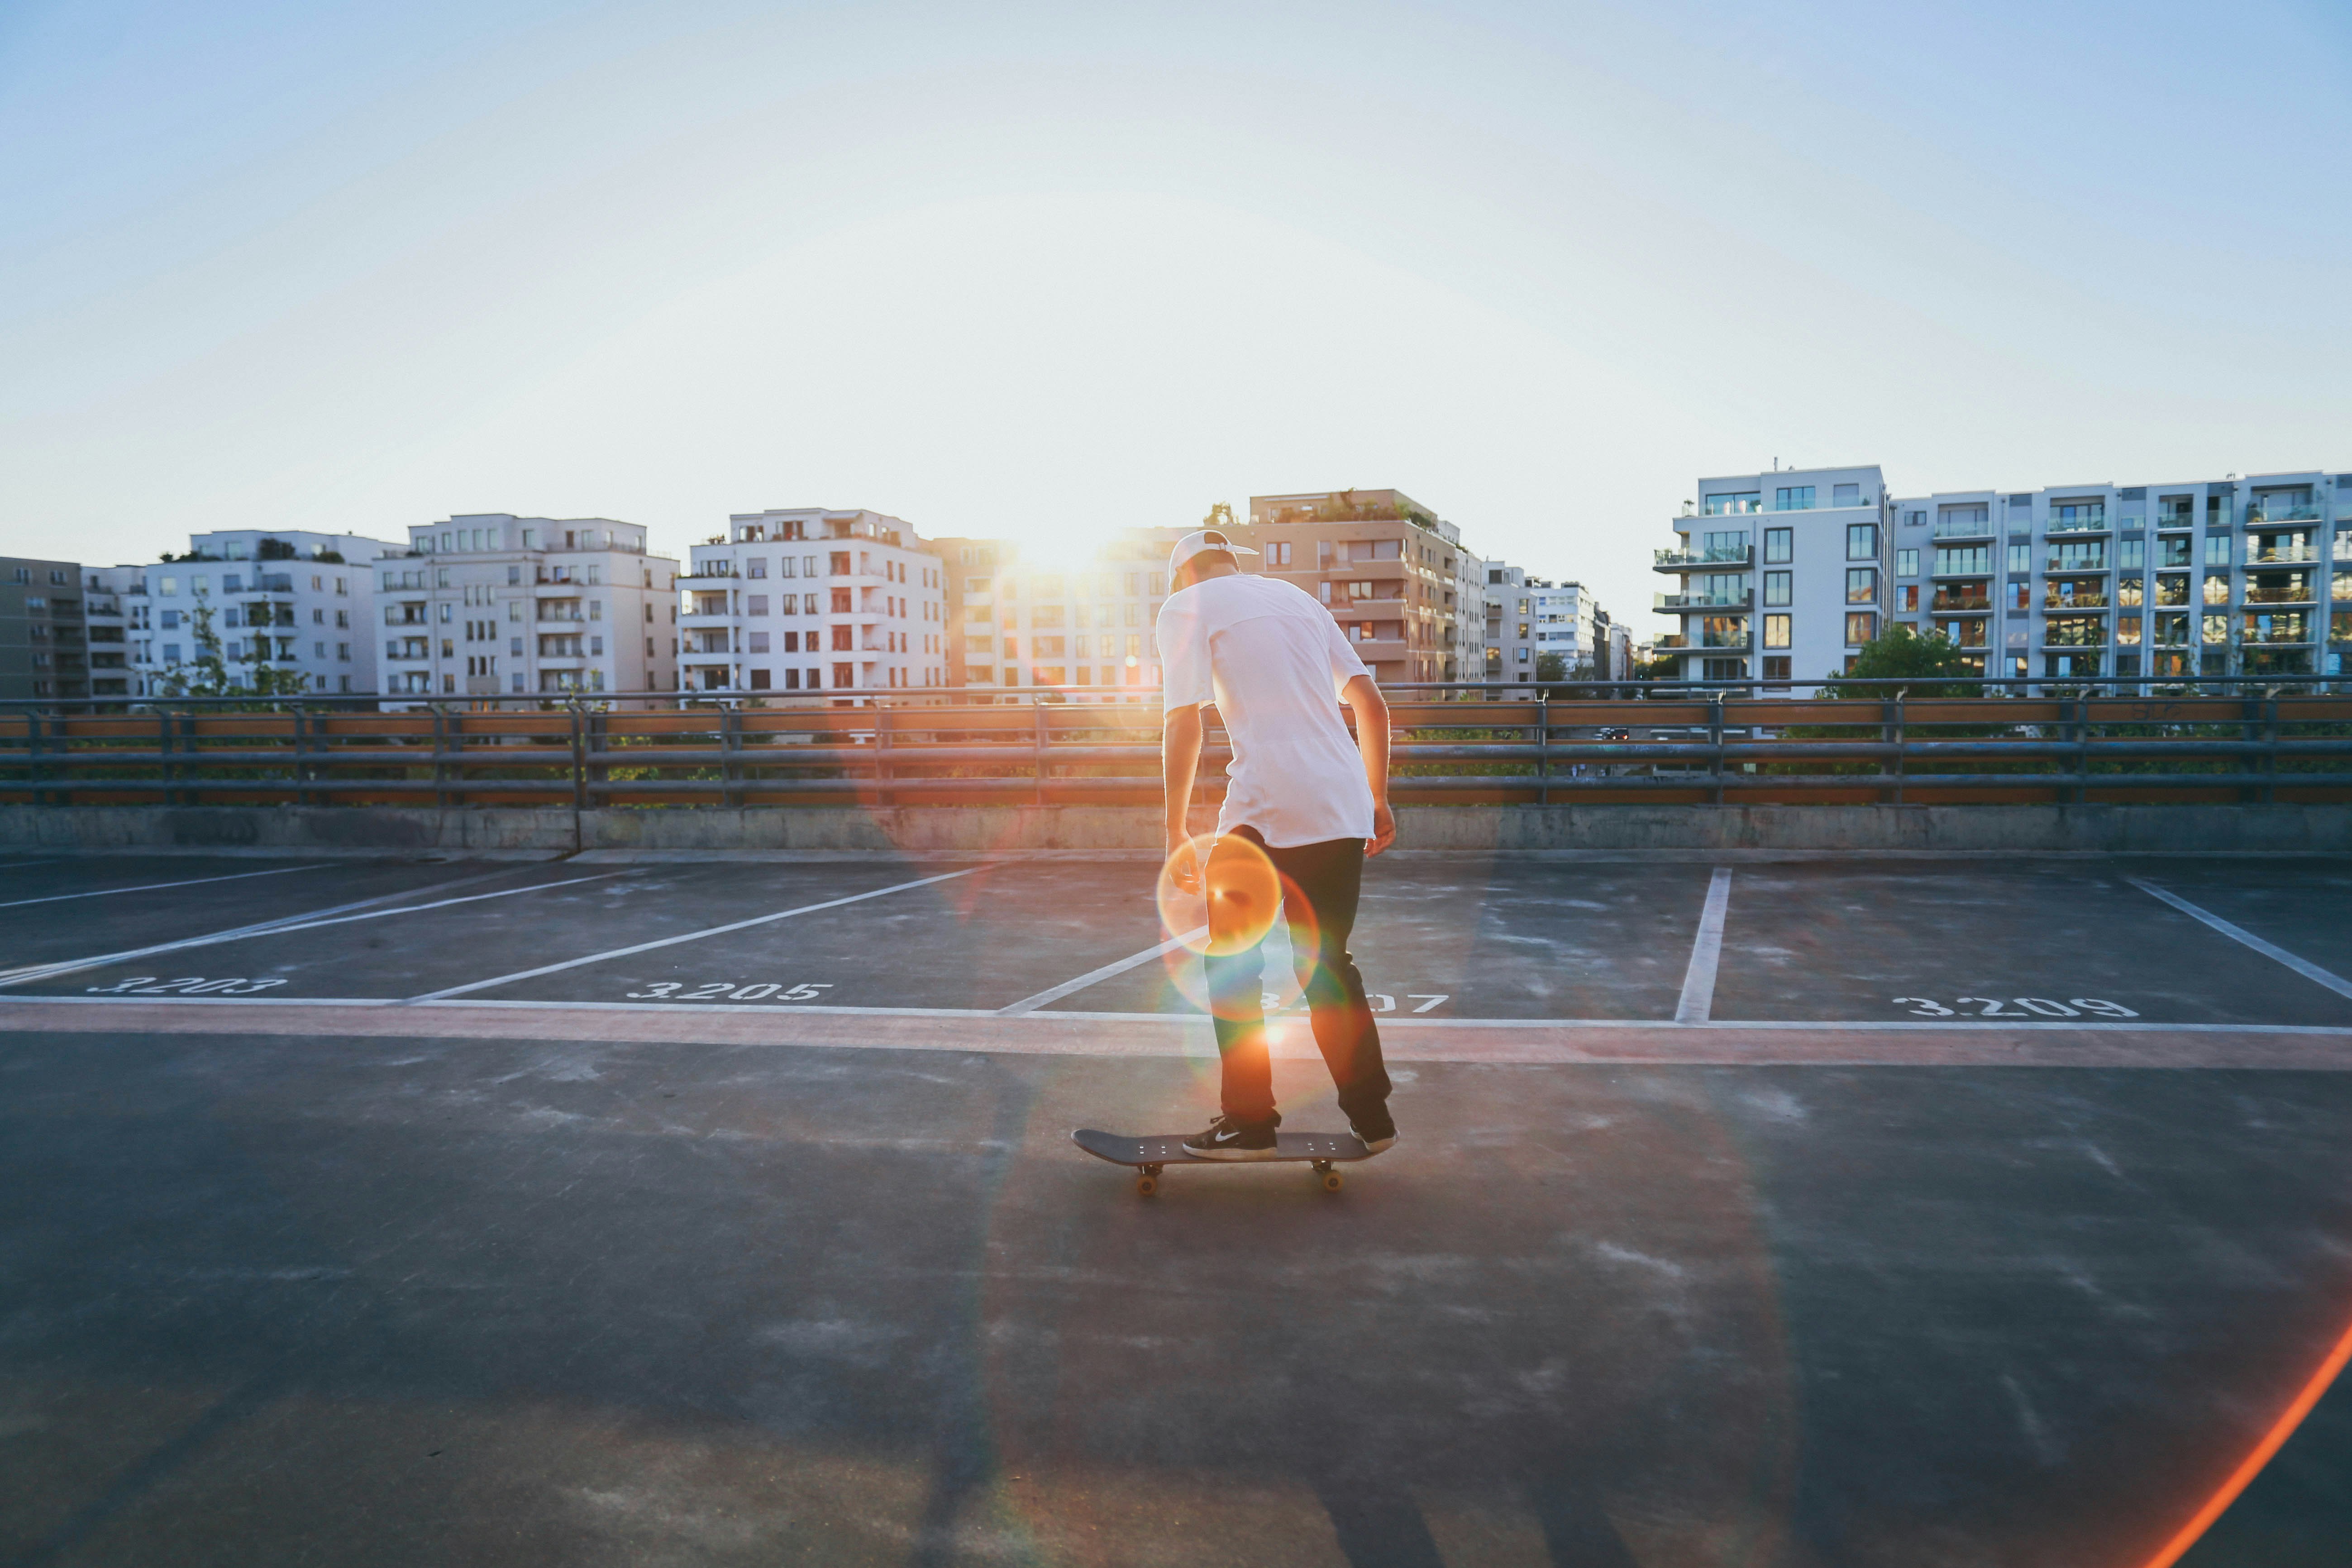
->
[2,678,2350,808]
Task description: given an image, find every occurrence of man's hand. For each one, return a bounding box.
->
[1367,801,1397,857]
[1165,831,1203,894]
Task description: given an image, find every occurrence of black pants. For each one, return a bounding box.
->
[1202,827,1391,1130]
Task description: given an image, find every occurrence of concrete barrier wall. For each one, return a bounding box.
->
[4,802,2350,856]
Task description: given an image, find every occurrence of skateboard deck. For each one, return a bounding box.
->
[1071,1128,1376,1195]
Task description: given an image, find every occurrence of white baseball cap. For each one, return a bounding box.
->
[1168,528,1258,581]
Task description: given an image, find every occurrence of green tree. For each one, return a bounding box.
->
[1823,624,1981,698]
[151,601,236,697]
[1535,652,1567,684]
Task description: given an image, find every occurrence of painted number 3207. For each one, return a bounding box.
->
[1893,996,2139,1018]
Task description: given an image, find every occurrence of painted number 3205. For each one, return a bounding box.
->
[1893,996,2139,1018]
[625,982,835,1002]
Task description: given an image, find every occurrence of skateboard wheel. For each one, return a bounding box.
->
[1136,1175,1159,1197]
[1321,1171,1343,1192]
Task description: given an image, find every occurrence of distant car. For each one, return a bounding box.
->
[1596,727,1631,741]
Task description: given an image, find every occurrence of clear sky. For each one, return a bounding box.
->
[3,0,2346,618]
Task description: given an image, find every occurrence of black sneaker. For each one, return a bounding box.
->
[1183,1115,1279,1161]
[1351,1115,1398,1155]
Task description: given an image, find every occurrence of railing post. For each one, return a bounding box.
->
[429,702,450,809]
[292,703,309,809]
[721,702,741,809]
[2255,685,2279,805]
[26,708,43,809]
[1032,697,1049,807]
[874,700,893,810]
[569,699,587,821]
[1707,691,1725,806]
[1535,694,1549,806]
[157,706,173,805]
[1888,687,1906,807]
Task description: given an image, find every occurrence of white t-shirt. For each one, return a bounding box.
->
[1157,572,1376,847]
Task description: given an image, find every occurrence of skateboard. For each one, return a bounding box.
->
[1071,1128,1377,1196]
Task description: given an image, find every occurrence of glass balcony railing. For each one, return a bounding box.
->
[2045,515,2109,534]
[2042,592,2110,610]
[1653,591,1753,611]
[1654,546,1755,570]
[1930,593,1992,613]
[2247,502,2322,524]
[2247,543,2320,564]
[2243,581,2317,605]
[1932,518,1994,539]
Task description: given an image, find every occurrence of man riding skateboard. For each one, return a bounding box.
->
[1158,527,1399,1160]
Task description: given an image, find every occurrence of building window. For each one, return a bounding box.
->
[1896,549,1919,578]
[2205,534,2233,567]
[1703,491,1762,515]
[1763,614,1791,649]
[1774,486,1815,511]
[1845,612,1877,645]
[1762,655,1792,686]
[2007,543,2032,577]
[1846,568,1878,604]
[748,595,768,615]
[749,632,770,653]
[1832,483,1861,506]
[1763,528,1792,565]
[1702,658,1746,680]
[1846,524,1879,561]
[1760,571,1790,607]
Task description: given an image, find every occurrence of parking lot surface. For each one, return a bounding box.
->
[6,848,2352,1565]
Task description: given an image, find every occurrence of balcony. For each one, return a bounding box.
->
[2247,502,2323,525]
[2045,517,2110,535]
[2243,580,2317,605]
[2247,543,2320,565]
[1654,546,1753,572]
[1932,518,1994,539]
[679,607,733,624]
[2240,615,2314,646]
[2042,592,2110,610]
[1654,591,1753,612]
[2042,626,2109,649]
[1930,590,1992,613]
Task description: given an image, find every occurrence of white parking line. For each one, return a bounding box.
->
[0,866,562,988]
[0,859,62,870]
[996,927,1209,1016]
[2128,877,2352,1001]
[0,863,327,910]
[404,868,980,1002]
[1674,868,1732,1024]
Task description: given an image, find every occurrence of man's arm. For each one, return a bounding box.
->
[1162,702,1205,883]
[1341,674,1396,855]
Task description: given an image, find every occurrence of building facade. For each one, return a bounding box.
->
[1249,489,1466,687]
[390,515,677,697]
[1659,463,2352,684]
[933,529,1181,694]
[0,558,90,701]
[1657,466,1893,683]
[110,531,396,698]
[1479,565,1613,682]
[681,509,940,696]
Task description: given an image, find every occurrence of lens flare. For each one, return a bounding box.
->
[1155,833,1281,956]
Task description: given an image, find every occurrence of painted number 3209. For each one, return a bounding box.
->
[1893,996,2139,1018]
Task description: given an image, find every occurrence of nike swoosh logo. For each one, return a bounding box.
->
[1212,1129,1239,1143]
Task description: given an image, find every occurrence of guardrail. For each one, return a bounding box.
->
[1,679,2350,808]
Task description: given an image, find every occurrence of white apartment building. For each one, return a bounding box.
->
[1887,471,2352,682]
[937,529,1179,693]
[1481,566,1611,681]
[682,509,943,696]
[1657,466,1892,683]
[1659,463,2352,684]
[1453,552,1488,680]
[111,530,397,697]
[389,514,679,697]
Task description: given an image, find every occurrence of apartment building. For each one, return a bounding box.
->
[1887,472,2352,681]
[77,568,130,698]
[110,531,396,698]
[1249,489,1467,686]
[681,509,940,696]
[0,558,90,701]
[1453,551,1489,679]
[1658,463,2352,683]
[390,515,678,697]
[1656,466,1893,683]
[933,529,1184,693]
[1481,565,1613,681]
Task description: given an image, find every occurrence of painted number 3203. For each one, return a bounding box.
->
[1893,996,2139,1018]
